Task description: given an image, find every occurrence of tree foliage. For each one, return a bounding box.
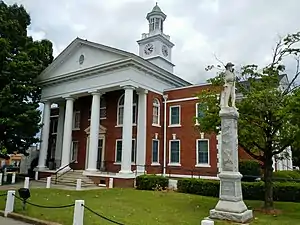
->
[196,32,300,209]
[0,2,53,154]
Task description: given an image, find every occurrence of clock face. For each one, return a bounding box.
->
[162,45,168,57]
[144,43,154,55]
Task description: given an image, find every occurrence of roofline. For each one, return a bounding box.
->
[164,82,211,92]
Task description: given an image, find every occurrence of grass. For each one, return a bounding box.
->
[0,188,299,225]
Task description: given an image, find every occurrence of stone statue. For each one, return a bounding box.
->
[220,62,236,108]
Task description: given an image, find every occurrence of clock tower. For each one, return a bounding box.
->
[137,3,175,73]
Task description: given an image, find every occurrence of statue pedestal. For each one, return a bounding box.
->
[209,107,253,223]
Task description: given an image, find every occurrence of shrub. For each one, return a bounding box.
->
[273,170,300,182]
[136,175,168,190]
[239,160,261,182]
[177,178,300,202]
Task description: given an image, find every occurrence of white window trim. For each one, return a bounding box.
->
[72,111,80,130]
[114,139,137,165]
[168,139,181,166]
[195,139,211,167]
[116,94,137,127]
[152,98,161,127]
[71,140,79,163]
[114,139,122,164]
[100,106,107,120]
[151,139,160,166]
[195,103,200,126]
[169,105,181,127]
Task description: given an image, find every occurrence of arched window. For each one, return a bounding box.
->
[117,93,137,126]
[152,98,160,125]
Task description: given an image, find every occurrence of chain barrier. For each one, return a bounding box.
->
[83,204,125,225]
[0,194,7,197]
[13,194,75,209]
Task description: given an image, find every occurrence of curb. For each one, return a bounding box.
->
[0,210,62,225]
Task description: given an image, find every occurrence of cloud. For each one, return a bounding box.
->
[4,0,300,83]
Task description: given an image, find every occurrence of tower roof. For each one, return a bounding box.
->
[146,2,166,20]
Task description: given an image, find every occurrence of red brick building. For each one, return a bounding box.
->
[37,4,254,185]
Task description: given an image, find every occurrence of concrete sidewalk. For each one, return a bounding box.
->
[0,216,32,225]
[0,180,104,191]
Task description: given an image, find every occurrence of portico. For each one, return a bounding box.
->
[35,35,189,179]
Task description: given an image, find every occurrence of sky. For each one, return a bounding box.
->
[4,0,300,83]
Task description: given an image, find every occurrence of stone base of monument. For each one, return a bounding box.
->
[209,172,253,223]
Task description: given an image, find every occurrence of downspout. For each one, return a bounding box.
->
[163,94,168,176]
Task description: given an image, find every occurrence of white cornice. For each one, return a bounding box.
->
[37,57,189,88]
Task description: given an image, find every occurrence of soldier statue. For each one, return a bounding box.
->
[220,62,236,108]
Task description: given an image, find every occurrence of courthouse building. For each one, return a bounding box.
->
[36,4,256,185]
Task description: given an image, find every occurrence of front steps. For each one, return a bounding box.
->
[39,170,96,188]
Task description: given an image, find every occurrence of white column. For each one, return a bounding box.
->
[136,89,148,173]
[86,92,101,172]
[119,86,134,174]
[55,102,65,168]
[60,97,74,168]
[37,101,51,169]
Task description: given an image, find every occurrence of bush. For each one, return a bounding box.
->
[239,160,261,182]
[136,175,168,190]
[177,178,300,202]
[273,170,300,182]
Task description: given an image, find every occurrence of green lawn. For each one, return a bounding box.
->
[0,188,299,225]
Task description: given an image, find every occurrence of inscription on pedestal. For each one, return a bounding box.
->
[221,181,235,196]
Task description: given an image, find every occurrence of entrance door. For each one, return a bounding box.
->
[97,138,104,170]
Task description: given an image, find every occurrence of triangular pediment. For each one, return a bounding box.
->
[84,124,107,135]
[37,38,132,82]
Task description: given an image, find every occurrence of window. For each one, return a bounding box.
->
[100,96,107,120]
[115,139,136,163]
[152,98,160,126]
[169,106,180,126]
[117,93,137,126]
[169,140,180,164]
[50,117,58,134]
[131,139,136,163]
[152,139,159,164]
[115,140,122,163]
[195,103,205,125]
[71,141,79,162]
[149,18,155,32]
[73,111,80,129]
[196,139,209,165]
[155,18,160,30]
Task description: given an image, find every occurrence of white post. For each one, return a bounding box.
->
[201,220,214,225]
[37,101,51,169]
[46,177,51,188]
[35,171,39,181]
[0,173,2,186]
[24,177,30,189]
[119,86,134,174]
[136,90,147,173]
[5,190,15,217]
[11,173,16,184]
[108,178,113,188]
[3,168,7,182]
[61,97,74,168]
[73,200,84,225]
[76,179,81,191]
[86,91,102,171]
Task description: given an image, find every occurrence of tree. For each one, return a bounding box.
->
[196,32,300,210]
[0,2,53,154]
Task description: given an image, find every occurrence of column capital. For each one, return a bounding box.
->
[120,85,137,90]
[41,99,51,105]
[137,89,148,95]
[163,94,168,100]
[88,90,105,96]
[62,96,76,101]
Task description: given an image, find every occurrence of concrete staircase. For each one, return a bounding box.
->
[39,170,96,188]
